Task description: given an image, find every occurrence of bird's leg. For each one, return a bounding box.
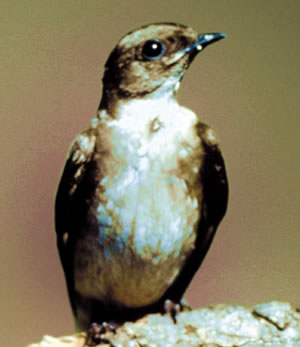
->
[85,321,118,346]
[163,298,192,323]
[163,299,184,323]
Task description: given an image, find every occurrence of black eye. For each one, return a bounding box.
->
[142,39,165,61]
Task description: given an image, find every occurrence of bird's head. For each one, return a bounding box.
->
[101,23,225,104]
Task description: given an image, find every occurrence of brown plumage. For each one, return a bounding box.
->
[55,23,228,332]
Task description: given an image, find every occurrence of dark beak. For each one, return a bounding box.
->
[183,32,226,54]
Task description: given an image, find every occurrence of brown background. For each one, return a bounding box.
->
[1,1,299,346]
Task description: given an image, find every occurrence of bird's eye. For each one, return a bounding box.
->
[142,39,165,61]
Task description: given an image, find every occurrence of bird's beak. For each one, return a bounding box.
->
[183,33,226,54]
[167,32,226,65]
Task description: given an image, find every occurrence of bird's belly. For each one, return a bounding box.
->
[74,170,201,308]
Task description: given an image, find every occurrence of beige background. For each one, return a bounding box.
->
[1,1,299,346]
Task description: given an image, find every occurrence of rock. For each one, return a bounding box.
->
[28,301,300,347]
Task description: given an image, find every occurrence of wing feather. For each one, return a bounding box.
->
[55,129,96,313]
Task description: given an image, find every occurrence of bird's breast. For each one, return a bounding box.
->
[74,106,204,308]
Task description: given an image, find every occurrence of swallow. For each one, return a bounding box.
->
[55,22,228,334]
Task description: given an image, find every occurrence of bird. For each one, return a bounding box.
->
[55,22,228,337]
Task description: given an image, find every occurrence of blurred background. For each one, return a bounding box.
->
[1,1,299,345]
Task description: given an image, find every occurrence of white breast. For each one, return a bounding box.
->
[74,97,203,308]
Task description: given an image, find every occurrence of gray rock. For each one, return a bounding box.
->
[28,301,300,347]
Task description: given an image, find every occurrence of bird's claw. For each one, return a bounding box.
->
[85,321,117,346]
[163,299,184,323]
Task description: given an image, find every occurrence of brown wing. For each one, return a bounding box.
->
[55,129,96,313]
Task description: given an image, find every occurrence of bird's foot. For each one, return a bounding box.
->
[85,321,117,346]
[163,299,185,323]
